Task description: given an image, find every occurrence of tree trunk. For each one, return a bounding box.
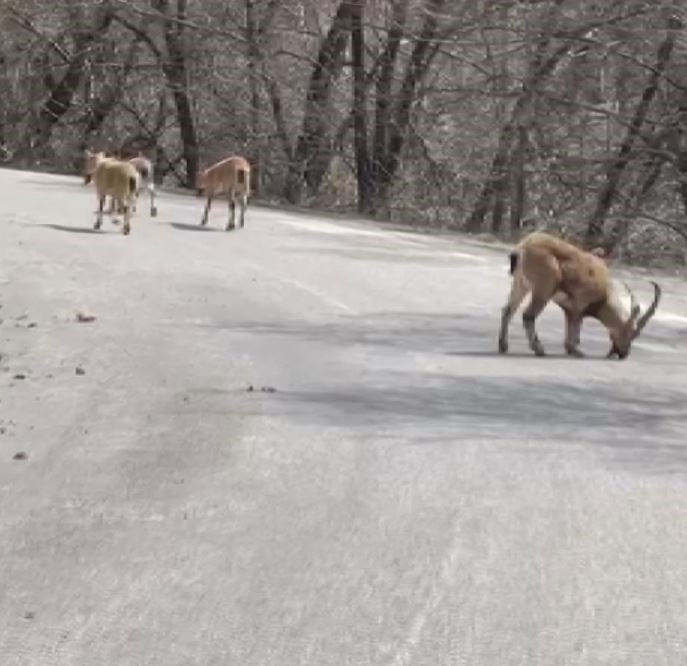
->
[369,0,410,214]
[349,0,373,213]
[284,1,354,203]
[245,0,262,195]
[370,0,444,216]
[509,125,528,234]
[154,0,199,187]
[81,36,142,152]
[465,0,568,233]
[33,6,113,154]
[584,16,681,246]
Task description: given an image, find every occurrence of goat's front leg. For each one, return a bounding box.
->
[226,192,236,231]
[122,198,132,235]
[200,195,212,225]
[564,310,584,357]
[149,183,158,217]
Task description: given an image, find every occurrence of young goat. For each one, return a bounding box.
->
[84,150,157,217]
[92,157,140,235]
[498,231,661,359]
[196,155,251,230]
[128,153,158,217]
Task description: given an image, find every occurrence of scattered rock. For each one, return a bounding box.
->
[75,311,96,323]
[13,451,28,461]
[247,384,277,393]
[13,373,26,380]
[27,322,37,328]
[23,611,35,620]
[16,314,28,321]
[75,367,86,376]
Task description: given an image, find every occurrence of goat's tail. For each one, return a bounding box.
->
[508,251,519,275]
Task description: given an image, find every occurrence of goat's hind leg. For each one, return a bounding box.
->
[522,286,556,357]
[239,191,247,228]
[200,195,212,226]
[498,275,529,354]
[563,308,584,357]
[94,195,105,230]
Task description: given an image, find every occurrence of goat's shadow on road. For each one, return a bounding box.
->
[37,223,111,235]
[168,221,225,232]
[446,350,597,360]
[21,178,85,188]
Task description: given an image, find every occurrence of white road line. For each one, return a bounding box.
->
[390,532,463,666]
[654,312,687,325]
[241,259,358,315]
[278,217,487,262]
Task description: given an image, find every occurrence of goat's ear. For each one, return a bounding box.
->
[590,247,606,258]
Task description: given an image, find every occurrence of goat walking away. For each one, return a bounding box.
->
[196,155,251,231]
[92,158,140,235]
[127,154,158,217]
[498,231,661,359]
[84,150,158,217]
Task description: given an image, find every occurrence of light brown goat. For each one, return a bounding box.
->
[83,149,102,185]
[92,157,140,235]
[498,232,661,359]
[84,150,157,217]
[196,155,251,230]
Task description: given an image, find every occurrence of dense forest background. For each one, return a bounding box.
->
[1,0,687,266]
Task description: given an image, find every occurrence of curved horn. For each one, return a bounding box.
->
[631,281,661,341]
[621,280,640,324]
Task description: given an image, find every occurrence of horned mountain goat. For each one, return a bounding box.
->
[195,155,251,230]
[92,156,140,235]
[498,232,661,359]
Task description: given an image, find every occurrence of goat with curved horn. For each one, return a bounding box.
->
[498,232,662,360]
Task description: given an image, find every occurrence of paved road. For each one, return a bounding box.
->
[1,167,687,665]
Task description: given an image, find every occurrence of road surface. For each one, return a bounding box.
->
[1,167,687,665]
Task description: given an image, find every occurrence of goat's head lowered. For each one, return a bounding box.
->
[606,280,662,359]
